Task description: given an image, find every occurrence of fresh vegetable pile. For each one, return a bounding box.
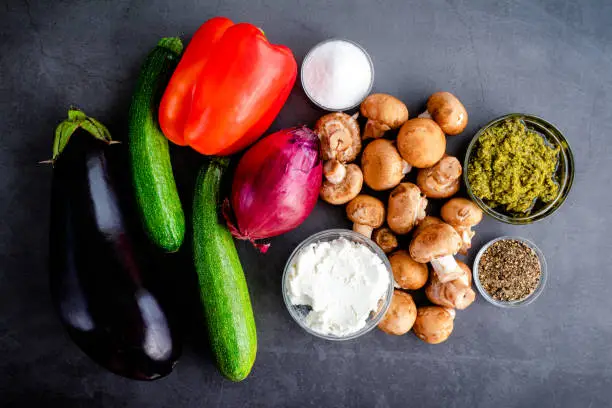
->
[45,14,564,383]
[47,17,303,382]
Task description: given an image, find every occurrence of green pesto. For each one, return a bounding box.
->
[468,118,560,213]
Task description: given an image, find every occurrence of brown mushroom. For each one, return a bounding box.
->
[397,118,446,168]
[387,182,428,235]
[378,290,417,335]
[425,260,475,310]
[315,112,361,162]
[320,164,363,205]
[409,223,464,283]
[360,94,409,139]
[419,92,468,135]
[389,250,428,290]
[361,139,411,191]
[322,159,346,184]
[416,155,462,199]
[457,261,473,286]
[412,216,444,239]
[346,195,385,238]
[441,198,483,255]
[413,306,454,344]
[372,227,398,254]
[315,112,362,184]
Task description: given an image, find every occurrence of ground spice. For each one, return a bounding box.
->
[478,239,541,301]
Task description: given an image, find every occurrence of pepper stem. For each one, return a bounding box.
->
[47,107,114,164]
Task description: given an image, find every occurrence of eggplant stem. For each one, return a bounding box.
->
[50,108,114,162]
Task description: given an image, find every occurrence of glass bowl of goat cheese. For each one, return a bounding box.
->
[282,229,394,341]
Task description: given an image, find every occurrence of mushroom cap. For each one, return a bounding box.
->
[397,118,446,168]
[346,195,385,228]
[361,139,406,191]
[320,163,363,205]
[416,155,462,199]
[441,198,483,227]
[387,182,428,235]
[360,93,409,129]
[412,216,444,238]
[315,112,361,162]
[389,250,429,290]
[372,227,398,253]
[409,223,462,263]
[426,92,468,135]
[413,306,454,344]
[377,290,417,335]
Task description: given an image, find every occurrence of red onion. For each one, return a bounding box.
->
[224,126,322,253]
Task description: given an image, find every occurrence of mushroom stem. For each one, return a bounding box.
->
[364,119,391,140]
[323,160,346,184]
[402,160,412,175]
[444,308,456,319]
[412,194,428,227]
[426,272,475,310]
[419,195,428,218]
[430,255,464,283]
[320,164,363,205]
[372,227,398,253]
[456,226,475,255]
[418,111,432,119]
[353,223,374,238]
[315,112,361,163]
[433,156,462,184]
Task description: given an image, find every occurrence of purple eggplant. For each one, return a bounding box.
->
[48,109,180,380]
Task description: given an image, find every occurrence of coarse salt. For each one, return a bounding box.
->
[302,40,373,110]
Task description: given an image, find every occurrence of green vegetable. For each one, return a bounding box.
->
[192,159,257,382]
[468,118,560,213]
[128,37,185,252]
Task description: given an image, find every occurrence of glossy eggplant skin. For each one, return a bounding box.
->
[49,135,180,380]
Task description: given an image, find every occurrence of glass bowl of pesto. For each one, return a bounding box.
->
[464,113,575,224]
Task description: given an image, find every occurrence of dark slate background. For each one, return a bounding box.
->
[1,0,610,407]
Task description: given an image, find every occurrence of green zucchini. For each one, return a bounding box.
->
[128,37,185,252]
[192,159,257,382]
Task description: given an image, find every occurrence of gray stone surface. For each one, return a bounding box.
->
[1,0,610,407]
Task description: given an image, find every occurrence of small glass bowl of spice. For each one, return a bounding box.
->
[464,113,575,224]
[473,236,547,308]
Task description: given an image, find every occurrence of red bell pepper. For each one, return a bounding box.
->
[159,17,234,145]
[160,20,297,156]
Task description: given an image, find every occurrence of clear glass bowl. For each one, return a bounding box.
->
[473,236,547,308]
[282,229,394,341]
[464,113,575,224]
[300,38,374,111]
